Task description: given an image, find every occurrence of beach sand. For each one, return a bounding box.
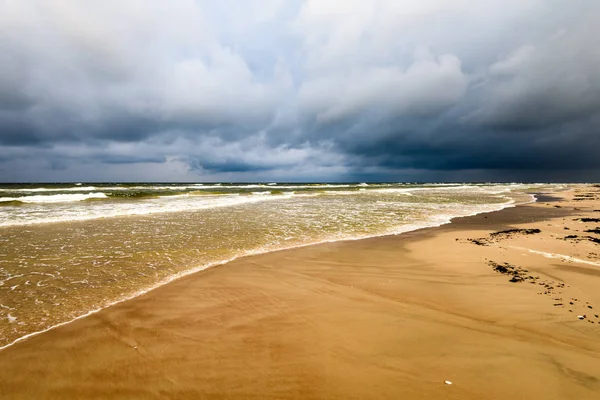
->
[1,186,600,399]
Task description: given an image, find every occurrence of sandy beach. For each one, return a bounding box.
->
[1,186,600,399]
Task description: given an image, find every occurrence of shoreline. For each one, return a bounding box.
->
[0,193,526,352]
[2,186,600,398]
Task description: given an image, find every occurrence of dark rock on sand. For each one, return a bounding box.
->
[489,228,541,237]
[468,238,488,246]
[469,229,542,246]
[488,261,529,283]
[588,236,600,244]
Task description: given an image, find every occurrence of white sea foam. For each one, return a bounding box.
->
[50,184,354,191]
[0,191,294,226]
[0,192,108,203]
[78,184,207,191]
[509,247,600,266]
[0,183,539,227]
[1,186,97,193]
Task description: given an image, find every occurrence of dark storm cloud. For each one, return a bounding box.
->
[0,0,599,182]
[0,115,41,146]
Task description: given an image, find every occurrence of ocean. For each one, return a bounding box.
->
[0,182,560,348]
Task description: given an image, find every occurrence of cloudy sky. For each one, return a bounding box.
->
[1,0,599,182]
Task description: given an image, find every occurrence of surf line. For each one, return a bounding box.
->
[509,246,600,267]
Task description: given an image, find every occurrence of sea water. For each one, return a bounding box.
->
[0,182,560,348]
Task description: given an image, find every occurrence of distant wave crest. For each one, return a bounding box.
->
[0,193,108,203]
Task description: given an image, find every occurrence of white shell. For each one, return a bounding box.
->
[445,380,453,385]
[577,315,585,320]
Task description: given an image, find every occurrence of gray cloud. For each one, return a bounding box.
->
[0,0,599,182]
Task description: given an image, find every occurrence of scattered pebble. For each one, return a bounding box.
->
[578,315,585,320]
[444,381,453,385]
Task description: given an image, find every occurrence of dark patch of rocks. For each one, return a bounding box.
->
[488,261,530,283]
[467,238,488,246]
[573,194,597,201]
[589,236,600,245]
[468,228,541,246]
[562,234,600,245]
[489,228,542,237]
[578,218,600,223]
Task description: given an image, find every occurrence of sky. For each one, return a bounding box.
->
[1,0,599,182]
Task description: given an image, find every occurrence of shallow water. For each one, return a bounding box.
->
[0,182,558,347]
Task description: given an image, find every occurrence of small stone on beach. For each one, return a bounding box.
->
[444,380,453,385]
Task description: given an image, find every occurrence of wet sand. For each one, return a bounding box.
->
[1,186,600,399]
